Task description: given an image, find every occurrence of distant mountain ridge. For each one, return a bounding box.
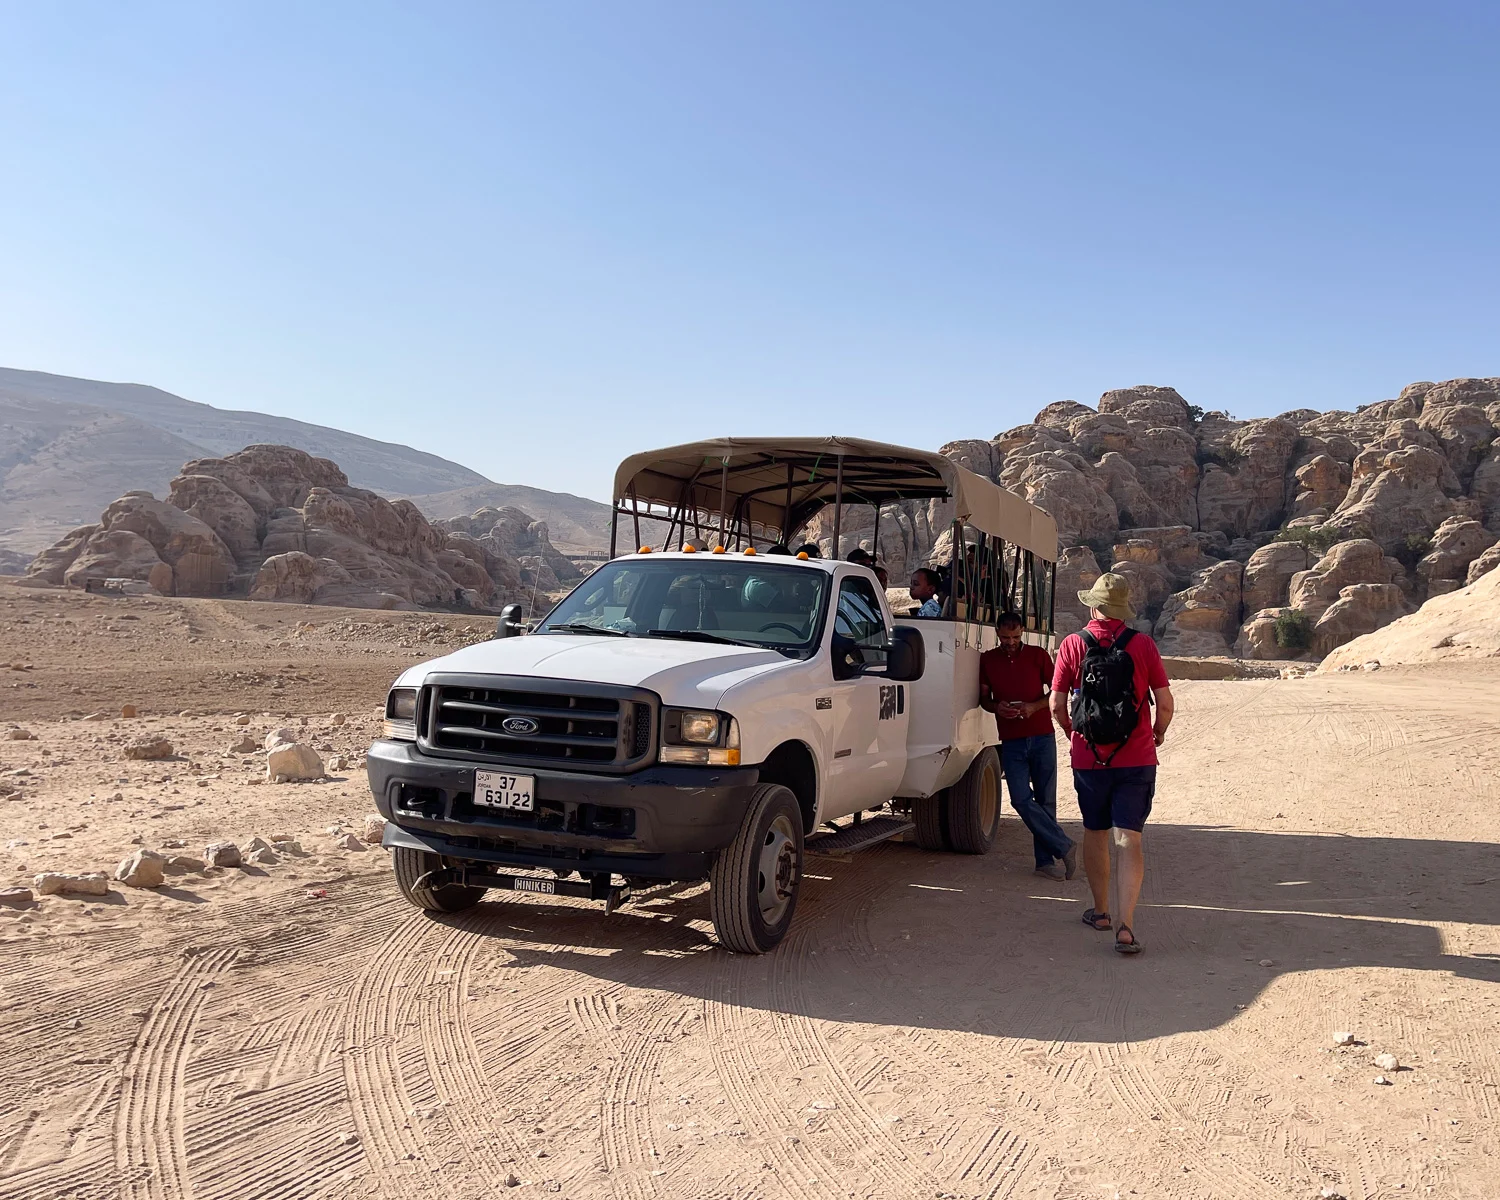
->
[0,367,610,556]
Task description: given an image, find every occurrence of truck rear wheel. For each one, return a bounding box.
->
[947,746,1002,854]
[709,783,803,954]
[393,847,486,913]
[912,788,951,851]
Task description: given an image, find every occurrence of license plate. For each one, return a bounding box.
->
[512,876,555,895]
[473,770,535,812]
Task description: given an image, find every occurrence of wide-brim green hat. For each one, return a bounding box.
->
[1077,572,1135,621]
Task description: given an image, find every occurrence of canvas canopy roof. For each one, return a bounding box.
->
[612,436,1058,561]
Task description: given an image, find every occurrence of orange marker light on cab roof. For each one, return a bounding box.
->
[796,551,810,560]
[712,545,726,554]
[683,544,697,553]
[638,546,652,553]
[744,547,757,555]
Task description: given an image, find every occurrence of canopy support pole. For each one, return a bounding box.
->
[872,502,882,566]
[717,458,729,548]
[630,490,641,553]
[832,456,844,559]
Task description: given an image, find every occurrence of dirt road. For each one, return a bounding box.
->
[2,581,1498,1199]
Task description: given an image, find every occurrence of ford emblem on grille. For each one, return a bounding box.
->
[501,716,540,735]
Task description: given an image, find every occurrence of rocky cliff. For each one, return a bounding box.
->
[23,444,576,612]
[827,378,1500,659]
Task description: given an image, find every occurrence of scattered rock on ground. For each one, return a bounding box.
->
[1374,1052,1400,1071]
[228,735,259,754]
[267,741,324,782]
[234,714,252,726]
[124,736,173,761]
[164,855,205,875]
[246,846,279,866]
[5,728,36,741]
[121,703,137,718]
[0,887,34,906]
[361,814,387,844]
[332,832,365,851]
[1332,1031,1357,1046]
[204,841,242,867]
[116,849,167,888]
[34,872,110,896]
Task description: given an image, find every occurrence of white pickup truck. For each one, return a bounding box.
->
[367,438,1058,952]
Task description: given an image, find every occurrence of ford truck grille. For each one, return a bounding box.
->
[423,676,657,772]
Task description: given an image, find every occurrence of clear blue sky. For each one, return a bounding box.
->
[2,2,1497,501]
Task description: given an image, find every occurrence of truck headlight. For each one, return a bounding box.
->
[660,709,740,766]
[384,687,418,741]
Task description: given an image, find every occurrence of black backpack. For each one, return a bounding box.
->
[1069,629,1140,765]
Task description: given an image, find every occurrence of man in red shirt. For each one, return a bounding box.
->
[979,613,1077,881]
[1049,574,1174,955]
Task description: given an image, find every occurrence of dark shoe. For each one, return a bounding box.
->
[1081,908,1112,931]
[1034,861,1066,881]
[1062,843,1079,881]
[1114,924,1143,954]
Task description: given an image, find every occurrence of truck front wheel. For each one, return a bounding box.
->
[393,847,487,913]
[709,783,803,953]
[947,746,1002,854]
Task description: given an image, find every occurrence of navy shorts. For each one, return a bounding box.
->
[1073,766,1157,832]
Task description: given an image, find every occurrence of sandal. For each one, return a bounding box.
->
[1114,925,1142,955]
[1081,908,1112,931]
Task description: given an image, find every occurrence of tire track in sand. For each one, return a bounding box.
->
[114,947,239,1200]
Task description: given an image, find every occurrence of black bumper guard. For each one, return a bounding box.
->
[416,867,633,914]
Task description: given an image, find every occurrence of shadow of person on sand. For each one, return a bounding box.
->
[424,824,1500,1044]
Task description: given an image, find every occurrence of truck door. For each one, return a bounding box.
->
[822,573,910,818]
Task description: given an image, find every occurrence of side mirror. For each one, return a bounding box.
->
[494,603,525,639]
[883,625,926,682]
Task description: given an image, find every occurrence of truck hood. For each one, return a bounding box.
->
[396,633,791,708]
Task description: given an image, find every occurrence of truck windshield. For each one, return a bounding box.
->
[538,560,829,653]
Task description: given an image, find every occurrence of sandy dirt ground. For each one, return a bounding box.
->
[1,578,1498,1200]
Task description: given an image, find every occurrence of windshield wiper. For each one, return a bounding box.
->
[546,623,631,637]
[647,629,758,648]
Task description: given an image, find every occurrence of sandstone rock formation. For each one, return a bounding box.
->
[867,377,1498,659]
[24,444,578,612]
[1320,561,1500,670]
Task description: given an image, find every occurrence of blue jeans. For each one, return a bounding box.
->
[999,735,1073,867]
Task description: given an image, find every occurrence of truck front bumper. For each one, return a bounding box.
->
[366,739,761,881]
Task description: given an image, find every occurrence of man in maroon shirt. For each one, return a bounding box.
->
[979,613,1077,881]
[1049,574,1175,955]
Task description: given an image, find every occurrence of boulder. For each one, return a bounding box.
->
[1242,541,1313,613]
[361,814,388,844]
[1288,540,1403,621]
[1328,431,1468,552]
[115,849,167,888]
[204,841,242,868]
[1311,583,1412,656]
[1416,518,1497,597]
[1289,454,1349,519]
[1052,545,1102,636]
[1196,418,1300,537]
[24,524,100,585]
[1471,447,1500,529]
[98,493,236,596]
[1467,542,1500,586]
[1155,560,1244,656]
[0,887,34,907]
[1234,608,1307,661]
[1097,385,1196,430]
[62,530,172,593]
[34,872,110,897]
[123,736,174,761]
[267,742,324,782]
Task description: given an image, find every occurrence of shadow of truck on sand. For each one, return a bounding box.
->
[424,824,1500,1045]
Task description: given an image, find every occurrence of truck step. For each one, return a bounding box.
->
[805,815,915,857]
